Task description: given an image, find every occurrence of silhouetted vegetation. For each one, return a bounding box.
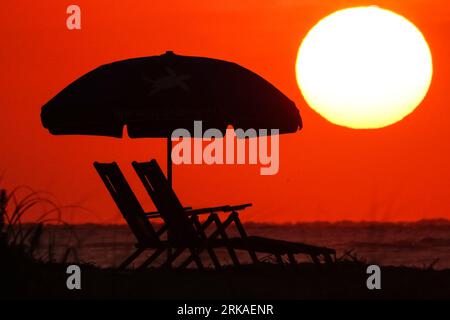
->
[0,187,80,263]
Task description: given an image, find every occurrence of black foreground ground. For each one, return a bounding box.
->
[2,246,450,300]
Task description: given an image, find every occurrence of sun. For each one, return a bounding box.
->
[295,6,433,129]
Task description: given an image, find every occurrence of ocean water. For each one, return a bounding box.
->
[36,220,450,270]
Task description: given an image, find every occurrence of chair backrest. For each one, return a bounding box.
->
[93,162,159,245]
[132,160,200,245]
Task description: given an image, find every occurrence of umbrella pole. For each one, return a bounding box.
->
[167,137,172,187]
[167,136,173,266]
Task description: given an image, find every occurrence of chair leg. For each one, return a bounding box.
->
[180,216,221,268]
[118,247,145,270]
[287,253,297,265]
[231,212,259,264]
[178,255,194,269]
[189,248,204,270]
[156,224,168,237]
[209,214,241,266]
[161,247,185,269]
[323,253,334,264]
[205,248,221,269]
[181,214,240,268]
[311,254,320,265]
[207,213,234,239]
[192,216,222,270]
[137,247,166,270]
[275,254,284,265]
[166,247,173,268]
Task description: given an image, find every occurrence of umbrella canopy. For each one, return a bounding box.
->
[41,51,302,138]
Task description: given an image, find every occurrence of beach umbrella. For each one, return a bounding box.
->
[41,51,302,185]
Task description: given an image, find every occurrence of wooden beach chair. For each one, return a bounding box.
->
[93,162,247,270]
[132,159,336,268]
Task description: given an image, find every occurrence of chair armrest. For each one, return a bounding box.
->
[185,203,252,216]
[145,203,252,219]
[145,206,193,218]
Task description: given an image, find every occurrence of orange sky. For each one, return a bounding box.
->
[1,0,450,223]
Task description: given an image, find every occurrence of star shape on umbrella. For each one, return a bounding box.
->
[144,67,192,96]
